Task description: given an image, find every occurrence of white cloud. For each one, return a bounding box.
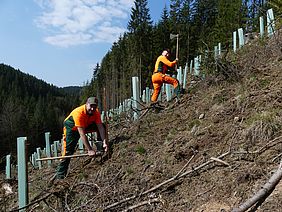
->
[43,33,92,47]
[34,0,133,47]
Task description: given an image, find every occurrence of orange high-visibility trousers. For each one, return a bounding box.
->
[151,72,179,102]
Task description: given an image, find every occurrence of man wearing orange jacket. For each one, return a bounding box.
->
[151,49,180,102]
[56,97,108,179]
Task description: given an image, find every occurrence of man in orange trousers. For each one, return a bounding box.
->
[151,49,180,102]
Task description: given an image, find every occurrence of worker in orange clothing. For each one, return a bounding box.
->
[151,49,180,102]
[56,97,108,179]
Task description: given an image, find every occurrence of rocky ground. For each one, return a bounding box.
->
[1,29,282,212]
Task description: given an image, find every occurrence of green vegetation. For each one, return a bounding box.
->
[259,79,271,88]
[0,64,81,164]
[136,145,146,155]
[126,167,134,175]
[244,111,282,145]
[245,110,280,127]
[188,119,201,130]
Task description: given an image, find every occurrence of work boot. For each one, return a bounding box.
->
[174,85,181,99]
[48,174,65,187]
[150,101,159,106]
[150,101,165,108]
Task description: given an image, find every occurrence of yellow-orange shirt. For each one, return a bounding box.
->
[64,104,102,131]
[154,55,177,74]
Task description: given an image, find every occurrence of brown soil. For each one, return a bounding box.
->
[1,30,282,212]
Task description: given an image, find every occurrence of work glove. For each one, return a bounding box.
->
[88,149,96,157]
[103,139,108,152]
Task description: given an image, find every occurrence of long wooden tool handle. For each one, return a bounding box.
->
[36,154,89,161]
[175,34,179,71]
[103,87,110,158]
[176,34,179,60]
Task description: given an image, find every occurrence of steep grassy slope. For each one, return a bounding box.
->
[1,30,282,211]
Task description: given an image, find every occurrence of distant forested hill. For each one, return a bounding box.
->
[0,63,81,166]
[61,86,83,95]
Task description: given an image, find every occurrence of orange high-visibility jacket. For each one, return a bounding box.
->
[154,55,177,74]
[64,104,102,131]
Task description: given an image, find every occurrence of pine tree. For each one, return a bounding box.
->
[213,0,243,49]
[154,5,171,53]
[127,0,153,89]
[179,0,193,62]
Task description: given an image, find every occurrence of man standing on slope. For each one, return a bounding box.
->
[56,97,108,179]
[151,49,180,103]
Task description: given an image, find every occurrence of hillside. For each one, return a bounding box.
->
[0,64,81,162]
[1,31,282,211]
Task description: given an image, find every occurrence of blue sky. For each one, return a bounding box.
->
[0,0,170,87]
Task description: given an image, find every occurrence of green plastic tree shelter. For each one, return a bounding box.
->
[189,60,193,75]
[31,153,37,168]
[183,63,188,89]
[78,138,84,153]
[238,28,244,48]
[17,137,28,212]
[165,84,172,101]
[177,67,183,87]
[6,154,11,179]
[36,147,42,169]
[214,46,218,58]
[132,76,140,120]
[260,16,264,37]
[194,56,200,76]
[233,31,237,52]
[142,90,145,102]
[267,8,275,37]
[45,132,52,167]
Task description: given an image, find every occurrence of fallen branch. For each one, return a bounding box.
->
[104,195,137,210]
[43,199,57,212]
[232,159,282,212]
[104,151,230,210]
[178,151,230,179]
[257,136,282,153]
[139,103,166,118]
[139,108,150,119]
[272,152,282,162]
[140,154,196,197]
[9,193,52,212]
[234,136,282,155]
[174,154,196,179]
[121,198,162,212]
[210,157,230,166]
